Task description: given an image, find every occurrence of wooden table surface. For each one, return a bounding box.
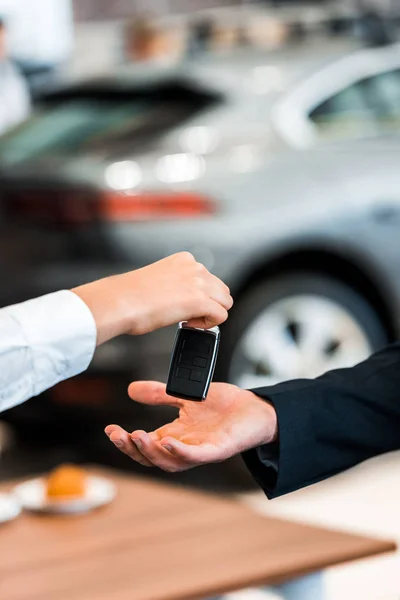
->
[0,469,395,600]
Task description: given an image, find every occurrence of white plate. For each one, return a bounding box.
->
[0,493,21,524]
[13,475,116,514]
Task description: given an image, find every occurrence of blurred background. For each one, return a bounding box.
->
[1,0,400,598]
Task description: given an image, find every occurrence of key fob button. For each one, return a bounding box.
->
[193,357,207,368]
[190,370,204,382]
[177,367,190,379]
[187,340,210,356]
[179,353,193,367]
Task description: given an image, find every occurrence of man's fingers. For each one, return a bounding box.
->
[128,381,183,408]
[161,437,220,465]
[129,431,222,472]
[130,431,183,472]
[105,424,118,437]
[104,424,153,467]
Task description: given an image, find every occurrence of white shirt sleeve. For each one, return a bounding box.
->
[0,290,97,413]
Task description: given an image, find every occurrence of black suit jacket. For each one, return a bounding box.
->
[242,342,400,498]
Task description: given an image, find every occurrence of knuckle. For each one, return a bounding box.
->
[151,388,161,404]
[126,449,139,460]
[196,262,207,275]
[192,276,206,291]
[133,323,147,336]
[178,251,195,263]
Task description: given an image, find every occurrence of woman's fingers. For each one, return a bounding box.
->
[206,272,233,311]
[186,299,228,330]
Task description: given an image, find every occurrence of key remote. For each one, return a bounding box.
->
[166,322,220,401]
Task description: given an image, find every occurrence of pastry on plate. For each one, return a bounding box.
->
[46,464,87,501]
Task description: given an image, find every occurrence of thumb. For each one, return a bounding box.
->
[128,381,183,408]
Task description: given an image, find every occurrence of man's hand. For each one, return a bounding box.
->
[104,382,277,472]
[73,252,233,345]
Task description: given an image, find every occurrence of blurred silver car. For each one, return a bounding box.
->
[1,38,400,413]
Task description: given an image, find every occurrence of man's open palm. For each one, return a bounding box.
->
[105,382,277,472]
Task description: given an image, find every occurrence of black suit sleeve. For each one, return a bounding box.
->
[242,342,400,498]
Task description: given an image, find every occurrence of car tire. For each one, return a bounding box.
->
[217,272,388,388]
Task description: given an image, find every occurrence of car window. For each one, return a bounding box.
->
[0,81,219,165]
[308,68,400,140]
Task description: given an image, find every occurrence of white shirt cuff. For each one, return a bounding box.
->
[7,290,97,397]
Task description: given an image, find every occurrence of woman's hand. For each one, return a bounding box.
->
[73,252,233,345]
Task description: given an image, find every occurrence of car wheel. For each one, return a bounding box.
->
[219,273,388,389]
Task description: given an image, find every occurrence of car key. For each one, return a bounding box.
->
[166,322,220,401]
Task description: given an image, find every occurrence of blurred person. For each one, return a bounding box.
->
[236,23,250,48]
[186,17,214,58]
[107,341,400,499]
[287,20,307,43]
[354,0,396,46]
[0,18,30,134]
[124,15,171,64]
[247,16,288,50]
[0,252,232,414]
[210,23,239,52]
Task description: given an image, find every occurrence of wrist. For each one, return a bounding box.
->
[239,389,278,448]
[72,276,128,345]
[261,399,278,444]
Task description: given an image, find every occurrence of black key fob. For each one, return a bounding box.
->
[166,322,220,401]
